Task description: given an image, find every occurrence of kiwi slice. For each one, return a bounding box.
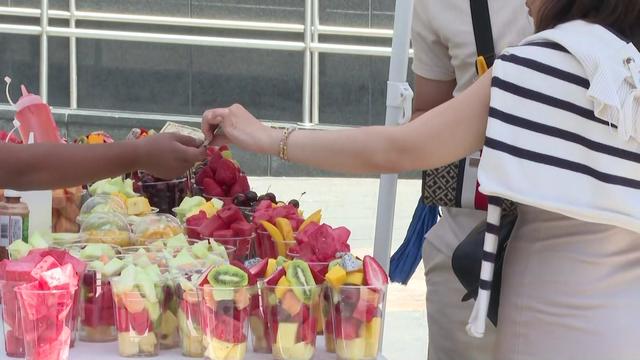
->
[286,260,316,304]
[276,256,289,268]
[207,264,248,288]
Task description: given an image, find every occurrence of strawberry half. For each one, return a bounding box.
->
[363,255,389,287]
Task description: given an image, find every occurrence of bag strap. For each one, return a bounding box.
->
[469,0,496,73]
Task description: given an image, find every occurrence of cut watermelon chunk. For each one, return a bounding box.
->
[198,216,227,238]
[30,256,61,280]
[211,314,246,343]
[39,264,76,290]
[334,316,361,340]
[217,205,244,226]
[231,221,254,238]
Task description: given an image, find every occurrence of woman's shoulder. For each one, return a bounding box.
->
[493,41,588,85]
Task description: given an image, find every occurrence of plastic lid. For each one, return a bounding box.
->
[3,189,21,197]
[80,212,130,234]
[77,195,127,224]
[133,213,182,243]
[15,85,44,112]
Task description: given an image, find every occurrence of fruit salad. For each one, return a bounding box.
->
[133,213,183,246]
[13,255,79,360]
[67,243,124,342]
[262,259,323,360]
[199,263,257,360]
[173,196,222,223]
[326,255,388,360]
[76,195,128,225]
[133,171,190,214]
[194,145,250,201]
[254,204,316,259]
[111,264,164,357]
[195,205,256,261]
[175,275,204,357]
[80,212,132,247]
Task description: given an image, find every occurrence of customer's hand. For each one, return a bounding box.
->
[137,133,207,179]
[202,104,279,154]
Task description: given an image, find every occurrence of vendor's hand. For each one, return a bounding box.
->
[202,104,279,154]
[137,133,207,179]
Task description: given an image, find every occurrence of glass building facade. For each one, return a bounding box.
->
[0,0,417,177]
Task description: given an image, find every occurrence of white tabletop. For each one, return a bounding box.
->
[69,338,387,359]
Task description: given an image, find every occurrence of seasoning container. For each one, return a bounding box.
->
[0,190,30,260]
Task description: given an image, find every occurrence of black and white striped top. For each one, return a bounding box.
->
[466,26,640,338]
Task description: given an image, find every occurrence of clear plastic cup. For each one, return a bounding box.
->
[79,272,116,342]
[15,284,77,360]
[248,281,271,354]
[1,280,26,357]
[209,235,255,262]
[175,280,204,358]
[113,289,161,357]
[262,284,322,360]
[199,284,254,360]
[76,195,127,225]
[329,285,387,360]
[80,212,132,247]
[256,229,296,259]
[156,275,180,350]
[136,178,190,214]
[132,214,183,246]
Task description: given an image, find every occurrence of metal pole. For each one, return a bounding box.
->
[300,0,312,125]
[372,0,414,271]
[311,0,320,124]
[39,0,49,102]
[69,0,77,109]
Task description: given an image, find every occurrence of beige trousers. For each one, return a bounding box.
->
[423,207,496,360]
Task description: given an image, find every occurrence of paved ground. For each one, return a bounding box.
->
[250,177,428,359]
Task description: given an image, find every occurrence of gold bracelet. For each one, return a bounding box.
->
[279,127,297,161]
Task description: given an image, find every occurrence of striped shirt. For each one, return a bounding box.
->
[467,28,640,338]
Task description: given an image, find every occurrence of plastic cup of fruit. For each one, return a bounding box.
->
[1,280,27,357]
[137,177,190,214]
[184,224,205,240]
[49,233,89,248]
[15,284,78,360]
[79,271,117,342]
[186,239,237,262]
[209,235,255,262]
[155,274,180,350]
[113,289,161,357]
[76,195,128,226]
[248,280,271,354]
[174,279,204,357]
[198,284,255,360]
[132,213,183,247]
[80,212,133,247]
[262,284,323,360]
[254,229,296,259]
[117,248,169,268]
[329,285,387,360]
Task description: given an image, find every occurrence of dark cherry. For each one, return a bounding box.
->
[288,199,300,208]
[265,193,277,204]
[233,193,247,206]
[245,191,258,203]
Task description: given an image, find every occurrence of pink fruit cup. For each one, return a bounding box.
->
[175,280,204,358]
[79,272,117,342]
[262,284,322,360]
[113,289,161,357]
[15,284,77,360]
[1,280,27,357]
[329,285,386,360]
[198,285,255,360]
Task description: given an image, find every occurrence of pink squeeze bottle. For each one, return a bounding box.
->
[15,85,62,144]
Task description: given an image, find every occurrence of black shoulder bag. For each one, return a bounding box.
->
[450,0,518,327]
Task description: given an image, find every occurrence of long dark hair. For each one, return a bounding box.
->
[536,0,640,47]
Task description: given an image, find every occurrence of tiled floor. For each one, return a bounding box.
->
[249,176,428,359]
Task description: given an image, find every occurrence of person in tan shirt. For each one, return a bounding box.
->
[411,1,532,358]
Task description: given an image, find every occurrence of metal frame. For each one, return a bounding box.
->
[0,2,411,126]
